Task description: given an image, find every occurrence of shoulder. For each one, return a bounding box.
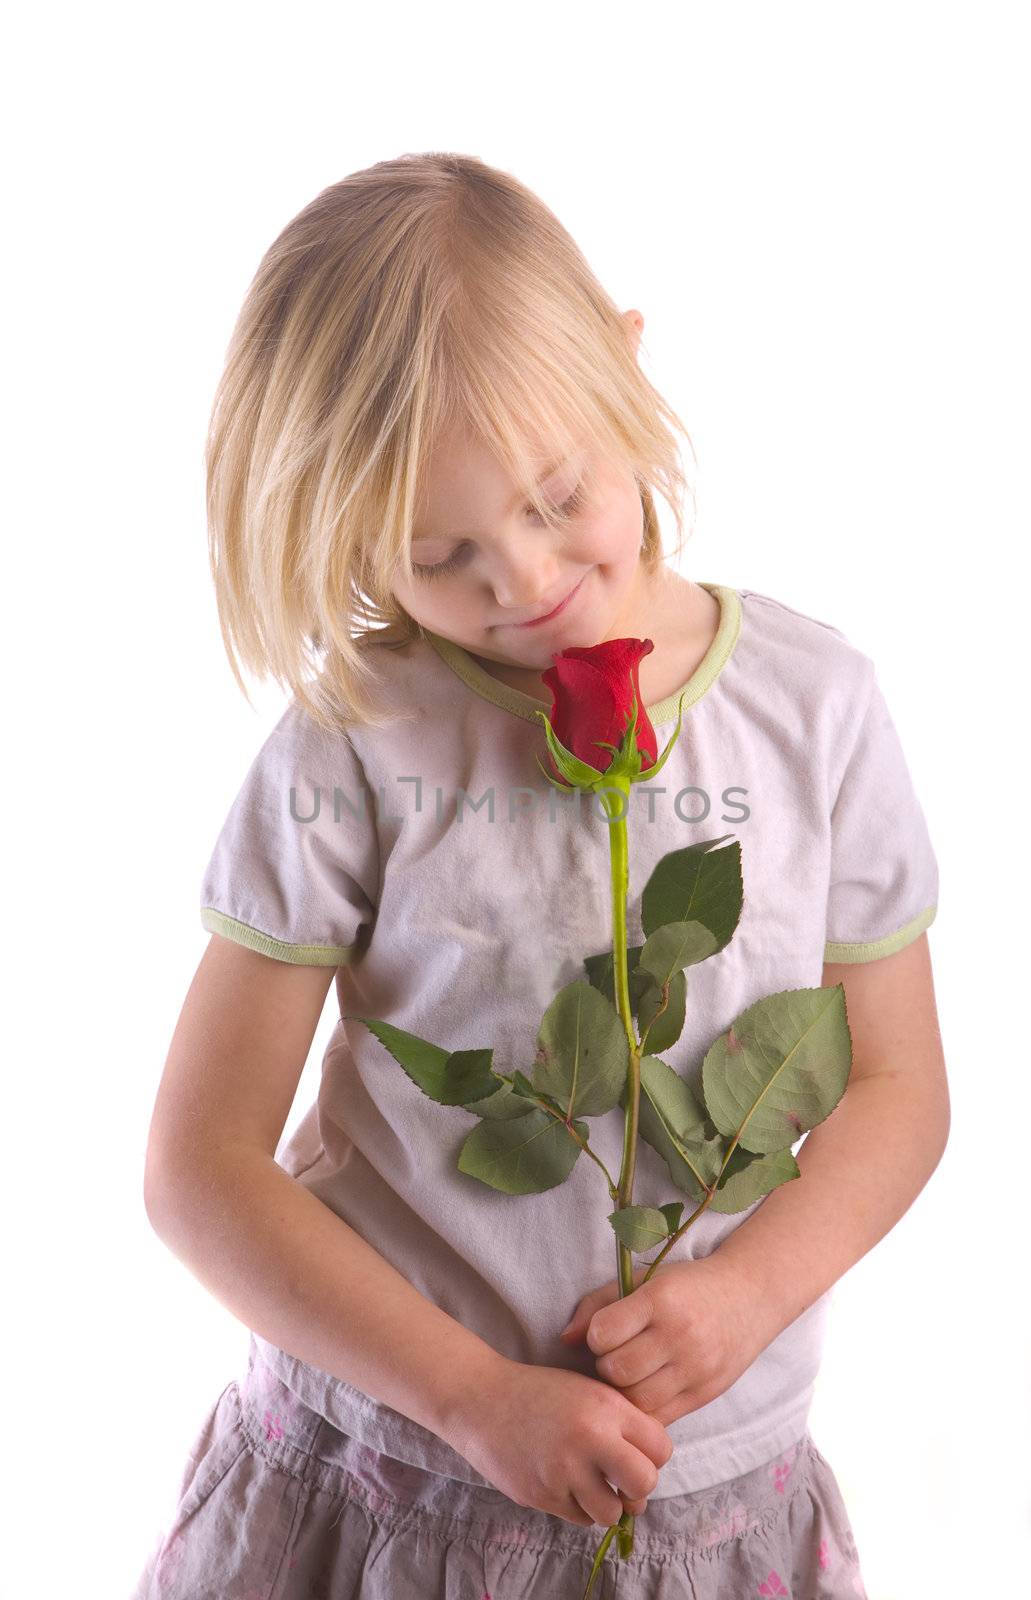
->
[210,699,373,826]
[249,696,358,769]
[736,585,859,656]
[726,586,883,795]
[328,628,445,745]
[735,585,876,710]
[243,630,433,771]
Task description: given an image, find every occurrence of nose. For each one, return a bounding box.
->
[490,538,562,616]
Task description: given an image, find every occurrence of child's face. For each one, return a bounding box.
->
[390,426,651,671]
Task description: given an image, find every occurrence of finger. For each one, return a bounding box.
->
[615,1361,684,1417]
[560,1266,650,1342]
[594,1329,665,1390]
[578,1471,631,1529]
[601,1442,660,1506]
[563,1490,595,1527]
[621,1405,676,1469]
[586,1279,654,1356]
[649,1387,701,1428]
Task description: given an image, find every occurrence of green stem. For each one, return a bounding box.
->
[641,1119,749,1281]
[580,777,642,1593]
[527,1094,620,1193]
[601,779,640,1299]
[580,1523,617,1598]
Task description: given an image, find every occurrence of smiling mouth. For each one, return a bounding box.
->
[508,573,587,628]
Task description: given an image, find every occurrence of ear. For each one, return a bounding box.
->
[623,307,645,355]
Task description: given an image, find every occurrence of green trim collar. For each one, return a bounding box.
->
[422,582,742,728]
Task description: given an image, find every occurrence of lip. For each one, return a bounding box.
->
[507,572,588,629]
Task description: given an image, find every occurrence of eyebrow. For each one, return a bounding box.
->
[412,457,571,545]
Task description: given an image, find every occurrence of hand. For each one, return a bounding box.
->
[558,1253,769,1428]
[442,1353,673,1529]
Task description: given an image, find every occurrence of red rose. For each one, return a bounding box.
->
[540,638,658,780]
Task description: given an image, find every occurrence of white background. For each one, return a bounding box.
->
[5,3,1028,1596]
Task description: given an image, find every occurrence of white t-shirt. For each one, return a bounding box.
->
[198,581,939,1494]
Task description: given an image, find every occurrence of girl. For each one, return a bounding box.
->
[135,152,948,1599]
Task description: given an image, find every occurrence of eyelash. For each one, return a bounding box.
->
[411,484,587,581]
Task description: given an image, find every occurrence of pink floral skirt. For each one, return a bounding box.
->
[133,1339,868,1599]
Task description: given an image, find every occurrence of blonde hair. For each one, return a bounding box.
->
[205,151,697,732]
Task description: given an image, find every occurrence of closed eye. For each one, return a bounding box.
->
[411,484,587,581]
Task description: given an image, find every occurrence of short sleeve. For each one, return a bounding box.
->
[823,666,939,964]
[198,702,380,967]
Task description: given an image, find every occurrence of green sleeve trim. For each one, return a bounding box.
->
[823,904,937,965]
[200,907,367,967]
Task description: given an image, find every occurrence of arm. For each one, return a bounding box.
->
[713,932,951,1341]
[144,935,503,1449]
[557,934,951,1425]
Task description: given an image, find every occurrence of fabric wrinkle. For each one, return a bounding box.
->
[132,1339,869,1597]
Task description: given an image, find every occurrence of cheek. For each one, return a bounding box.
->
[579,493,644,567]
[389,580,445,633]
[392,579,484,644]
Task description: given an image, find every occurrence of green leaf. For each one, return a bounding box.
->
[707,1146,802,1214]
[532,981,630,1118]
[457,1106,587,1193]
[583,945,653,1011]
[608,1205,674,1251]
[586,945,686,1052]
[510,1068,542,1099]
[497,1068,566,1119]
[352,1020,499,1106]
[638,921,719,987]
[443,1047,508,1103]
[658,1200,685,1235]
[639,1054,709,1142]
[464,1077,542,1121]
[634,1055,728,1200]
[637,969,687,1053]
[640,837,743,949]
[702,985,853,1155]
